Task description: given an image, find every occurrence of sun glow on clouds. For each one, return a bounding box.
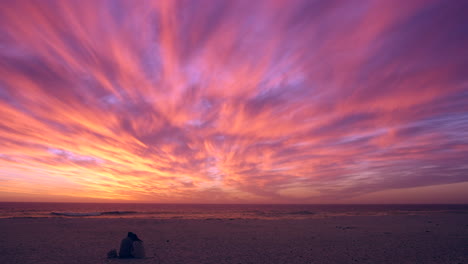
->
[0,0,467,203]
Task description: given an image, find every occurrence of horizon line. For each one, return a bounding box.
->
[1,201,467,205]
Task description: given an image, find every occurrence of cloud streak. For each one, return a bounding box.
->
[0,0,467,203]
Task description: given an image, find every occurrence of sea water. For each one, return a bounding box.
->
[0,202,466,219]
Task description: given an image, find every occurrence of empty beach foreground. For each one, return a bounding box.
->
[0,214,467,264]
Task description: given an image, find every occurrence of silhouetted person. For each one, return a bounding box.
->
[119,232,134,258]
[130,233,146,258]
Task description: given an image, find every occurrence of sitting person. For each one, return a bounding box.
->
[119,232,135,258]
[130,233,146,258]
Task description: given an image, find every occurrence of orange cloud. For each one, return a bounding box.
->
[0,0,467,203]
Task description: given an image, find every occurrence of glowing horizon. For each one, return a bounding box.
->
[0,0,467,204]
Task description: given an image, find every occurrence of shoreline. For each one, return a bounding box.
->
[1,214,467,264]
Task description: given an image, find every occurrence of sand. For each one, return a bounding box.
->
[0,214,467,264]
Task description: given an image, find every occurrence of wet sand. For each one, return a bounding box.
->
[0,214,467,264]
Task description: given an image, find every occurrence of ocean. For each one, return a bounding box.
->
[1,202,467,220]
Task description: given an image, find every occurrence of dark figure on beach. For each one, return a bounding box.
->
[119,232,135,258]
[129,233,146,258]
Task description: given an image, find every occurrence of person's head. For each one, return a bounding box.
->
[129,233,143,242]
[127,232,135,238]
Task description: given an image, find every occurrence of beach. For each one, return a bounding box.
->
[0,214,467,264]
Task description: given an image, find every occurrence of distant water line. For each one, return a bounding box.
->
[0,202,467,220]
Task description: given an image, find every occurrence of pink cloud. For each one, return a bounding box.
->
[0,0,467,203]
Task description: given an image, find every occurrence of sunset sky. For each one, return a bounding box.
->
[0,0,467,204]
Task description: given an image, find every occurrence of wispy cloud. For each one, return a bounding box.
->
[0,0,467,203]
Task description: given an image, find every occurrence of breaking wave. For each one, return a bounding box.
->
[288,210,315,215]
[51,211,137,217]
